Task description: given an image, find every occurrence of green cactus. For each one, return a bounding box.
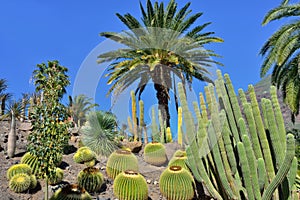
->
[106,149,138,179]
[9,173,31,193]
[139,100,147,144]
[77,167,104,193]
[48,167,64,185]
[29,174,38,190]
[20,152,40,175]
[166,127,172,143]
[113,170,148,200]
[73,147,96,165]
[159,166,195,200]
[143,142,167,166]
[257,158,267,191]
[168,150,188,170]
[177,106,183,146]
[151,107,159,142]
[131,90,138,141]
[49,184,92,200]
[7,163,32,180]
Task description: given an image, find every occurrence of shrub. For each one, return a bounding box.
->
[106,149,138,179]
[113,170,148,200]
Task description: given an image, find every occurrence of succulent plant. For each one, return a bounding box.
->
[106,149,138,180]
[73,147,96,165]
[77,167,104,193]
[29,174,37,190]
[7,163,32,180]
[20,152,40,175]
[113,170,148,200]
[49,184,92,200]
[168,150,188,170]
[143,142,167,166]
[48,167,64,185]
[9,173,31,193]
[159,166,195,200]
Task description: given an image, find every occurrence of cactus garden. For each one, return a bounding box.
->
[1,0,300,200]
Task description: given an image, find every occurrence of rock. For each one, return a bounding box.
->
[121,141,142,153]
[146,179,152,184]
[100,166,106,170]
[19,122,32,131]
[70,135,78,143]
[153,181,158,185]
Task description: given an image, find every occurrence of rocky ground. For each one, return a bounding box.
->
[0,120,208,200]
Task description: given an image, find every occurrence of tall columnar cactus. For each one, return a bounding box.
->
[130,90,138,141]
[159,166,195,200]
[166,127,172,143]
[113,170,148,200]
[49,184,92,200]
[139,100,147,144]
[177,106,183,146]
[106,149,138,180]
[178,71,298,199]
[151,107,159,141]
[77,167,104,193]
[158,109,166,143]
[143,142,167,166]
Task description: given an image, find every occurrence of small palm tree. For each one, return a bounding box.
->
[81,111,119,157]
[68,95,98,128]
[0,79,11,116]
[260,0,300,121]
[98,0,223,127]
[4,100,23,158]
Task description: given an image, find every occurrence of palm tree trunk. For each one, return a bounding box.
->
[1,96,6,115]
[7,113,16,158]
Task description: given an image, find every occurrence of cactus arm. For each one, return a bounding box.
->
[177,107,183,146]
[130,91,138,141]
[287,157,298,194]
[222,120,237,175]
[237,142,255,200]
[199,92,208,124]
[158,109,165,143]
[261,98,269,130]
[139,100,147,144]
[270,86,286,150]
[151,107,159,142]
[257,158,267,191]
[249,85,275,183]
[242,134,262,200]
[262,134,295,200]
[166,127,172,143]
[238,88,248,106]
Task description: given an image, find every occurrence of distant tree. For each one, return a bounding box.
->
[68,94,98,128]
[0,79,11,116]
[260,0,300,121]
[98,0,223,127]
[5,100,23,158]
[27,60,70,200]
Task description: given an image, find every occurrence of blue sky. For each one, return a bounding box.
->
[0,0,290,130]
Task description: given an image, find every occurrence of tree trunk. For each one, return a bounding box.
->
[1,96,6,115]
[7,113,16,158]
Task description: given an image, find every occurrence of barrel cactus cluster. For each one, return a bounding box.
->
[168,149,188,170]
[7,163,37,193]
[178,70,299,199]
[73,146,97,167]
[77,167,104,193]
[49,184,92,200]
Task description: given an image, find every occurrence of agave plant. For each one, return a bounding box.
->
[81,111,119,157]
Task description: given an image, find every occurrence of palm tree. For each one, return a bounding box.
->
[98,0,223,127]
[68,95,99,128]
[260,0,300,121]
[5,100,23,158]
[0,79,11,116]
[81,111,119,157]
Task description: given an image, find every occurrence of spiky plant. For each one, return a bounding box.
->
[168,150,188,170]
[48,168,64,185]
[159,166,195,200]
[81,111,119,157]
[77,167,104,193]
[49,184,92,200]
[144,142,167,166]
[29,174,38,190]
[73,147,96,166]
[113,170,148,200]
[106,149,139,180]
[7,163,32,180]
[9,173,31,193]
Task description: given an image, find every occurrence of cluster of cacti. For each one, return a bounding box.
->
[21,152,62,175]
[106,149,139,179]
[77,167,104,193]
[7,163,38,193]
[177,70,298,199]
[113,170,148,200]
[73,147,96,167]
[143,142,167,166]
[49,184,92,200]
[168,149,188,170]
[48,167,64,185]
[159,166,195,200]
